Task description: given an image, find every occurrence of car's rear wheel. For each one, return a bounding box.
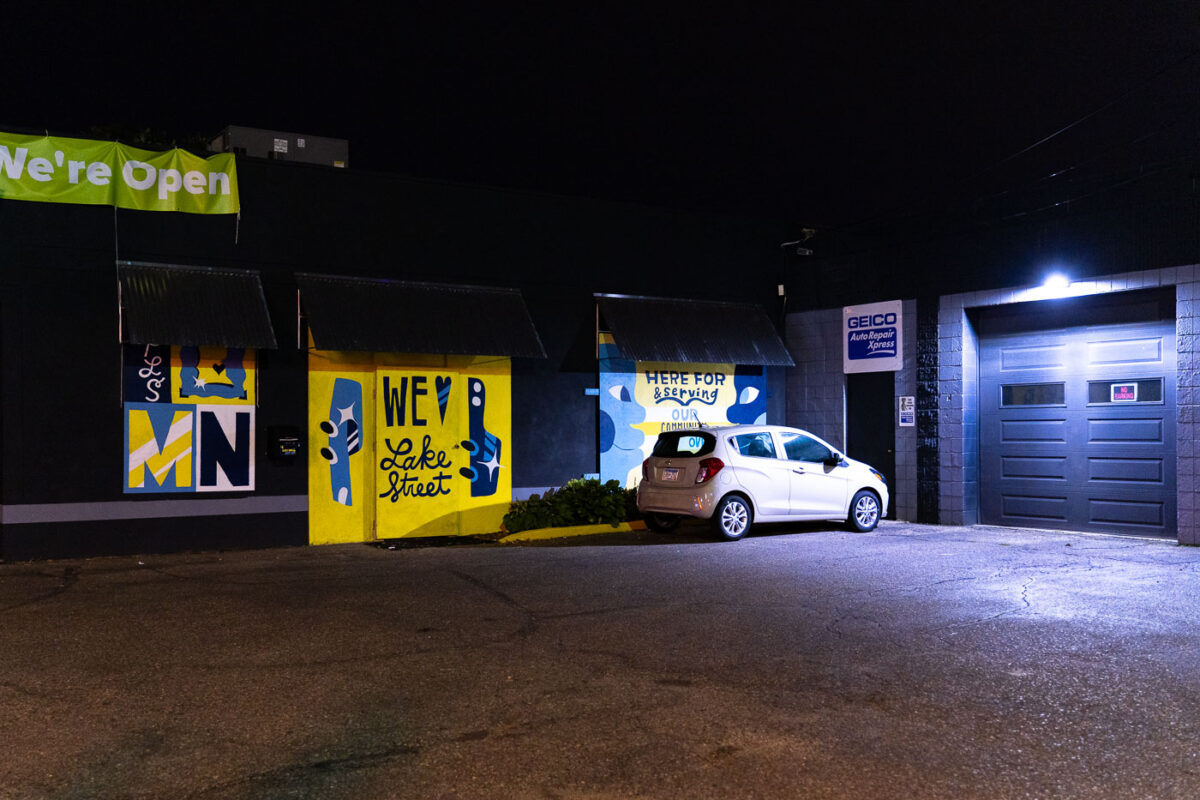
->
[848,489,881,532]
[644,512,681,532]
[712,495,752,540]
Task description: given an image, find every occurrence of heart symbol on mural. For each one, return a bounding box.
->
[435,376,452,424]
[212,363,226,375]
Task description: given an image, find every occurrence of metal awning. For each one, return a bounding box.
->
[119,262,278,349]
[596,294,794,366]
[297,274,546,358]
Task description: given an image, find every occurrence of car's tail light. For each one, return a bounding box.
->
[642,458,651,481]
[694,457,724,484]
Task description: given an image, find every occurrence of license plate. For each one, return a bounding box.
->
[661,467,680,482]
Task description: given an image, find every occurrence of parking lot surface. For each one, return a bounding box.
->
[1,521,1197,799]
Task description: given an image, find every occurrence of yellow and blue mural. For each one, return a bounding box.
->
[123,345,256,493]
[307,351,511,544]
[598,332,766,487]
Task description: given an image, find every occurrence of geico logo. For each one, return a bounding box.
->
[847,313,897,329]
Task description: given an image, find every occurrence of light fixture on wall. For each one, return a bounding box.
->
[1043,272,1071,290]
[1012,270,1083,303]
[1030,271,1075,300]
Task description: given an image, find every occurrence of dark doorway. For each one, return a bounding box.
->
[847,371,896,518]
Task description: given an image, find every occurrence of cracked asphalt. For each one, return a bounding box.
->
[1,521,1198,799]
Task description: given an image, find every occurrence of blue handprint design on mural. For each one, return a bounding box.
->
[319,378,363,506]
[179,346,247,400]
[458,377,501,497]
[726,365,767,424]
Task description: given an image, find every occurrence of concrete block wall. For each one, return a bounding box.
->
[786,303,920,522]
[894,300,918,521]
[937,264,1200,544]
[1173,268,1199,544]
[785,308,846,450]
[916,298,941,523]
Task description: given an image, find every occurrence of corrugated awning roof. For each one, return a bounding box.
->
[596,294,794,366]
[119,262,278,349]
[297,274,547,358]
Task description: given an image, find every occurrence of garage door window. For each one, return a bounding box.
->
[1001,383,1065,407]
[1088,378,1163,405]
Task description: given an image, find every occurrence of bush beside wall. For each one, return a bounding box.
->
[503,479,640,534]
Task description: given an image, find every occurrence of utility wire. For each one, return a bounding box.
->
[979,48,1200,177]
[835,48,1200,235]
[968,106,1199,211]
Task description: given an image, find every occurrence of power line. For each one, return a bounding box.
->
[979,49,1200,177]
[836,48,1200,236]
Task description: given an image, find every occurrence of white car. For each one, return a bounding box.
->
[637,425,889,540]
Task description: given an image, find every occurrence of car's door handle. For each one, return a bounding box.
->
[792,468,805,474]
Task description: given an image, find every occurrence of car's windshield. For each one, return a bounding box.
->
[652,431,716,458]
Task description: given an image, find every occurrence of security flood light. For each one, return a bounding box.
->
[1043,272,1071,290]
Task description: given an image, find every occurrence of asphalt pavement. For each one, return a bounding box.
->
[1,521,1197,799]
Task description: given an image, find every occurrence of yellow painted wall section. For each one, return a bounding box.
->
[308,351,375,545]
[308,351,511,543]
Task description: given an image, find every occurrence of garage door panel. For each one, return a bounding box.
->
[1087,418,1163,444]
[1001,418,1067,442]
[1002,456,1067,479]
[999,344,1067,371]
[1088,498,1165,528]
[1000,494,1068,522]
[1087,337,1163,366]
[980,310,1174,537]
[1087,457,1164,484]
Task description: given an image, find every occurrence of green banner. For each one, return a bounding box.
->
[0,132,238,214]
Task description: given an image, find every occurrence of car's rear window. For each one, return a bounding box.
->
[651,431,716,458]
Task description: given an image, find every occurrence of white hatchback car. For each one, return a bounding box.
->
[637,425,889,540]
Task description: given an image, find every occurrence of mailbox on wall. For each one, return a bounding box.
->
[268,426,301,460]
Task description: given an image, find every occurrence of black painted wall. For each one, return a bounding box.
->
[0,158,790,557]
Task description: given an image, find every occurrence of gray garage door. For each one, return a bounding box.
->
[980,314,1176,537]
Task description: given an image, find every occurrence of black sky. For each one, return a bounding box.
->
[7,3,1199,228]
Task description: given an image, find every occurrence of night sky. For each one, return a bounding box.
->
[6,3,1198,230]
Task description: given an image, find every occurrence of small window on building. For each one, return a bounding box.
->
[1088,378,1163,404]
[780,431,834,463]
[1001,383,1065,407]
[730,432,777,459]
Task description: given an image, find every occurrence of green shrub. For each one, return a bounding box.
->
[503,478,640,534]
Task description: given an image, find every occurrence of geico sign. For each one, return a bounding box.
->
[847,313,898,329]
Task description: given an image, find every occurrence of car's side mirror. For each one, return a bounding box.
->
[824,454,841,467]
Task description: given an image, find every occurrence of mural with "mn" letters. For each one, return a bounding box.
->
[123,345,256,493]
[307,351,511,544]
